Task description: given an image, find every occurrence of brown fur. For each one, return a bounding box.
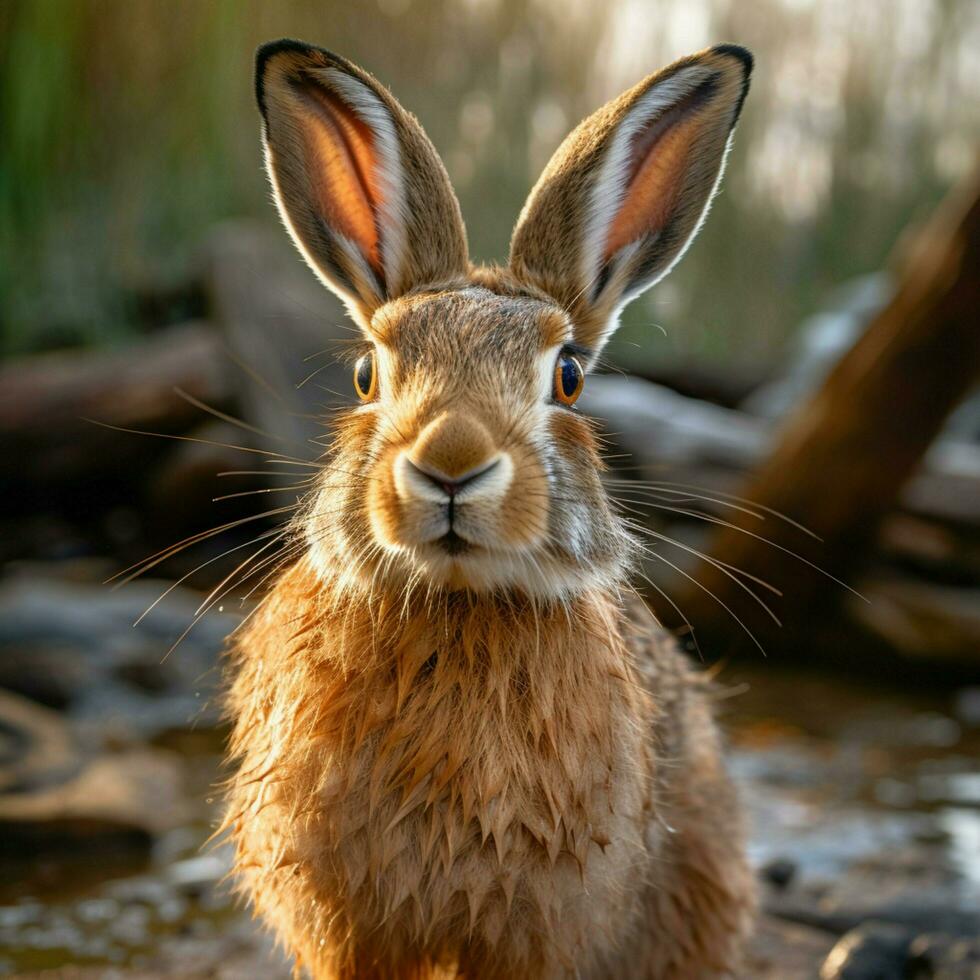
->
[225,565,752,978]
[510,45,752,353]
[225,39,756,978]
[257,41,470,323]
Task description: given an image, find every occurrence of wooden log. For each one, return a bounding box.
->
[877,514,980,582]
[584,375,980,529]
[847,575,980,668]
[628,358,770,409]
[907,442,980,527]
[0,322,232,491]
[581,374,769,472]
[673,170,980,659]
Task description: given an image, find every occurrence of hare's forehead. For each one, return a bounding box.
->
[370,288,571,373]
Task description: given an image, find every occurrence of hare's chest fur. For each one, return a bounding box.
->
[226,582,667,974]
[308,660,656,959]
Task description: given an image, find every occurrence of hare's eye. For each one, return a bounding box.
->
[553,352,584,406]
[354,351,377,402]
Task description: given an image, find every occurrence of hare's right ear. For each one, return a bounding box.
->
[255,40,469,326]
[510,45,752,357]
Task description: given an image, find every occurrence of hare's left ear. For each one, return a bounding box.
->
[509,45,752,355]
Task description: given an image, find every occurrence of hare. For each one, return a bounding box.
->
[224,39,756,979]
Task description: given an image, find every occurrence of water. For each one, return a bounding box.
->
[1,664,977,976]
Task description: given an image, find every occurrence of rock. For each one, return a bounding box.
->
[761,856,798,889]
[0,690,81,794]
[0,749,186,862]
[0,643,91,709]
[0,574,239,740]
[0,747,187,860]
[908,933,980,979]
[771,889,980,941]
[7,914,290,979]
[165,854,227,898]
[953,688,980,728]
[743,914,838,979]
[820,921,912,979]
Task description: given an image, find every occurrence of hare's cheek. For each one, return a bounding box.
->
[366,455,406,548]
[367,449,446,548]
[496,445,549,548]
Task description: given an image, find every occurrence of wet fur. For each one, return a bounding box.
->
[226,564,752,978]
[225,39,756,979]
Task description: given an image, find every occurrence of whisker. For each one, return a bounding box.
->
[607,479,821,539]
[217,468,321,478]
[623,520,782,625]
[134,527,285,627]
[611,496,795,588]
[607,483,769,523]
[640,546,767,656]
[83,418,319,467]
[213,482,314,503]
[626,578,702,661]
[296,363,341,390]
[160,536,288,662]
[106,505,297,587]
[219,341,293,409]
[172,386,292,445]
[193,531,295,620]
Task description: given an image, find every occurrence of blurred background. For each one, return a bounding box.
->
[1,1,978,977]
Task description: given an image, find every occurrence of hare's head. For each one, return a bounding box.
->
[256,40,751,598]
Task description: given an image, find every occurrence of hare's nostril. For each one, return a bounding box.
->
[406,458,501,498]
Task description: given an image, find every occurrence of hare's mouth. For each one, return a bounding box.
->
[437,530,471,556]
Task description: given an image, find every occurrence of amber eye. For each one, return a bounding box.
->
[553,352,584,405]
[353,351,377,402]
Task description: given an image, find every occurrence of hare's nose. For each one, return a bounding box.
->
[408,412,495,479]
[399,412,511,503]
[406,458,500,498]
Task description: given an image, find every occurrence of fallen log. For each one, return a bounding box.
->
[847,575,980,668]
[877,513,980,584]
[583,375,980,530]
[672,169,980,660]
[629,358,770,409]
[581,375,768,472]
[0,322,232,490]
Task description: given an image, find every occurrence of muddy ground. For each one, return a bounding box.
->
[0,568,977,979]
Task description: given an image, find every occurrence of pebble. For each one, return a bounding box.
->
[820,921,912,979]
[908,933,980,979]
[761,856,798,889]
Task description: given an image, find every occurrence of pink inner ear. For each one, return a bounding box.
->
[603,110,704,262]
[298,83,384,275]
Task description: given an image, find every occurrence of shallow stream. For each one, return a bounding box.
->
[1,649,977,977]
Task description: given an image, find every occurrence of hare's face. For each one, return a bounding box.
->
[310,287,626,595]
[256,40,751,596]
